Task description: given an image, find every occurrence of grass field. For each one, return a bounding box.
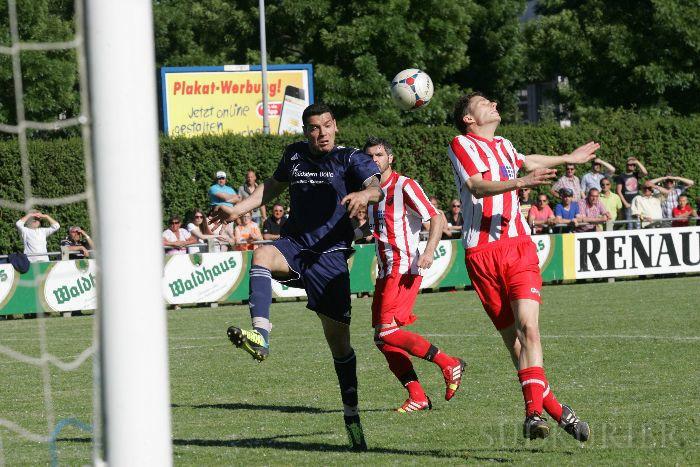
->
[0,276,698,465]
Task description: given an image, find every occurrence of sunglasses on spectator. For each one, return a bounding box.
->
[452,204,461,207]
[538,199,548,203]
[194,215,203,219]
[170,221,181,225]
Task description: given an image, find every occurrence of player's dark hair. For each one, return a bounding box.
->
[302,103,335,126]
[453,91,484,134]
[363,136,393,155]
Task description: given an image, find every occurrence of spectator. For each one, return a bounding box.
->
[615,157,648,229]
[671,195,696,227]
[60,226,95,259]
[580,158,616,193]
[15,211,60,263]
[353,209,373,244]
[576,188,610,232]
[599,177,623,226]
[186,209,226,253]
[551,163,583,200]
[233,213,263,251]
[554,188,581,232]
[262,204,287,240]
[162,216,196,254]
[631,183,663,228]
[238,170,267,225]
[208,170,241,208]
[648,175,695,221]
[518,187,533,219]
[446,199,463,238]
[423,196,452,238]
[528,194,555,234]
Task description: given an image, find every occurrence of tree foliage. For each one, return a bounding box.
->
[524,0,700,114]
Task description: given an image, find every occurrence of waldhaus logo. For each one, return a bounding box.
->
[168,257,237,297]
[52,273,96,305]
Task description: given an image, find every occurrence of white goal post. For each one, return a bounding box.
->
[85,0,172,465]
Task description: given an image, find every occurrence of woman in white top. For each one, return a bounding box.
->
[162,216,196,255]
[186,209,226,253]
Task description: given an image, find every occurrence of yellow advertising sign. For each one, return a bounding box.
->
[161,65,313,137]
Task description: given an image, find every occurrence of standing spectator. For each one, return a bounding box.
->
[238,169,267,225]
[208,170,241,208]
[576,188,610,232]
[162,216,196,254]
[528,194,555,234]
[446,199,463,238]
[671,195,696,227]
[615,157,648,229]
[518,187,533,219]
[647,175,695,220]
[599,177,623,226]
[186,209,225,253]
[233,213,263,251]
[60,226,95,259]
[353,209,373,244]
[580,158,616,193]
[422,196,452,238]
[262,204,287,240]
[631,183,663,228]
[553,188,580,232]
[15,211,60,263]
[551,164,583,200]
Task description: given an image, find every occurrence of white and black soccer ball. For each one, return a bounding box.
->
[390,69,434,111]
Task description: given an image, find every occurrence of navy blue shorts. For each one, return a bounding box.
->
[272,237,353,324]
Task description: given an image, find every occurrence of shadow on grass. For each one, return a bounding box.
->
[173,402,388,414]
[173,433,513,463]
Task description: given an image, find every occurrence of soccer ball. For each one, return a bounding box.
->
[390,69,434,111]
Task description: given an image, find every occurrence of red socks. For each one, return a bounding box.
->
[378,326,431,359]
[518,366,563,421]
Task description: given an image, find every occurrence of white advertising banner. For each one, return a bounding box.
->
[0,265,16,308]
[44,260,98,311]
[419,240,454,288]
[162,252,244,304]
[574,226,700,279]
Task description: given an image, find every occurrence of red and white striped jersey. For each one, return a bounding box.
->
[447,132,530,250]
[368,171,438,278]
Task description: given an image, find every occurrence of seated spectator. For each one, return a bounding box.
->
[518,188,533,219]
[233,213,263,251]
[15,211,60,263]
[353,209,373,244]
[554,188,581,232]
[648,174,695,221]
[599,177,623,224]
[576,188,610,232]
[60,226,95,259]
[631,183,663,228]
[671,195,696,227]
[423,196,452,239]
[262,204,287,240]
[528,194,555,234]
[162,216,196,254]
[208,170,241,208]
[446,199,463,238]
[186,209,226,253]
[551,164,583,200]
[238,169,266,225]
[580,158,616,193]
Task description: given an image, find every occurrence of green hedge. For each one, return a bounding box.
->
[1,115,699,253]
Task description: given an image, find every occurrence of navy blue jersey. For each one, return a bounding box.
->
[273,141,380,252]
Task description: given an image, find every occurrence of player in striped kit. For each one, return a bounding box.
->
[448,93,596,441]
[363,136,465,413]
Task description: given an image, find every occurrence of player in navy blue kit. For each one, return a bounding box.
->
[211,103,382,451]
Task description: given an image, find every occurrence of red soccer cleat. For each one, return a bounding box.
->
[396,397,432,413]
[442,358,466,401]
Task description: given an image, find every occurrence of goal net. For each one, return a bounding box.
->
[0,0,171,464]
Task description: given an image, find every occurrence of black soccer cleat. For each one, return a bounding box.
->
[344,415,368,451]
[559,404,590,442]
[523,414,550,440]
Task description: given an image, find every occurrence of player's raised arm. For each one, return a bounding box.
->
[342,175,384,218]
[211,177,287,224]
[523,141,600,171]
[466,169,558,199]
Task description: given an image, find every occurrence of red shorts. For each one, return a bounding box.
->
[464,236,542,330]
[371,272,422,327]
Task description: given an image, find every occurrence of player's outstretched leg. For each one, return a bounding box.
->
[377,325,466,401]
[320,314,367,451]
[374,337,431,412]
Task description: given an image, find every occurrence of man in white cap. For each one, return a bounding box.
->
[208,170,241,208]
